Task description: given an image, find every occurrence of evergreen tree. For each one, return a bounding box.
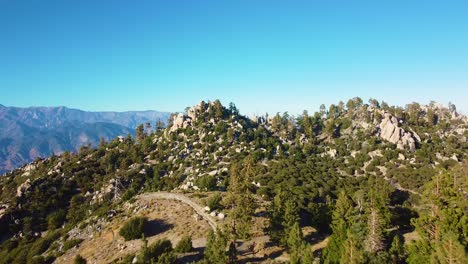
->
[389,235,405,264]
[269,190,299,246]
[409,163,468,262]
[433,231,467,264]
[136,124,145,142]
[224,157,256,240]
[155,119,165,131]
[340,230,365,264]
[364,207,385,253]
[323,191,354,263]
[213,99,224,120]
[204,230,228,264]
[287,222,303,252]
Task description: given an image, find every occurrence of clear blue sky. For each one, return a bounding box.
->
[1,0,467,115]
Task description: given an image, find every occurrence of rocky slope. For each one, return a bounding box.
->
[0,99,466,263]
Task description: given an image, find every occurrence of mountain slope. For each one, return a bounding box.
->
[0,105,170,174]
[0,99,466,264]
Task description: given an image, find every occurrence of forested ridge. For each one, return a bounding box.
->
[0,98,466,264]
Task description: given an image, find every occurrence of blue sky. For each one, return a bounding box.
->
[1,0,467,115]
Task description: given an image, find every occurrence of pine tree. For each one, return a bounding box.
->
[213,99,224,120]
[365,207,385,253]
[204,230,228,264]
[340,230,365,264]
[433,232,468,264]
[268,190,299,246]
[136,124,145,142]
[224,159,255,240]
[409,163,468,263]
[323,191,354,263]
[389,235,405,264]
[287,222,303,252]
[222,156,257,263]
[301,243,314,264]
[155,119,165,131]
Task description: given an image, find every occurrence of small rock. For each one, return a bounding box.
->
[398,153,405,160]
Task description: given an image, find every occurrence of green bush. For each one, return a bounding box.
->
[74,254,87,264]
[119,217,148,241]
[206,193,223,211]
[28,231,61,259]
[140,239,173,263]
[28,256,54,264]
[47,209,67,230]
[175,235,193,253]
[63,239,84,251]
[195,176,217,191]
[156,252,176,264]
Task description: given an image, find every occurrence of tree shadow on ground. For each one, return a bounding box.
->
[144,219,174,237]
[178,247,204,263]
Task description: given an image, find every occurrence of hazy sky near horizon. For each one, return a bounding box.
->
[1,0,467,115]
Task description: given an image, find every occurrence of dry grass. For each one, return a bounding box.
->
[56,198,211,264]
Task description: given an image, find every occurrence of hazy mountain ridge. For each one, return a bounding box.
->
[0,105,170,174]
[0,105,169,129]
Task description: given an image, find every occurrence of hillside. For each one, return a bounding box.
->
[0,105,170,174]
[0,98,466,264]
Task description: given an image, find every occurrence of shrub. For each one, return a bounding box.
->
[195,176,217,191]
[47,209,67,230]
[156,252,176,264]
[63,239,84,251]
[140,239,173,263]
[206,193,223,211]
[28,231,61,259]
[74,255,87,264]
[175,235,193,253]
[28,256,53,264]
[119,217,148,241]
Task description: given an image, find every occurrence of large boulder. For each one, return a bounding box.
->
[378,113,417,151]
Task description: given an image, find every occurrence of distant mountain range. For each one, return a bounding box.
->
[0,105,170,174]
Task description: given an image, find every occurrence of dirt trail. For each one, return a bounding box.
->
[55,196,212,264]
[138,192,217,230]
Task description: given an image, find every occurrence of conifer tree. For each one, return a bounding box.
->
[365,207,385,253]
[409,163,468,262]
[323,191,354,263]
[222,156,257,263]
[136,124,145,142]
[204,230,228,264]
[340,230,365,264]
[224,158,255,240]
[433,232,468,264]
[389,235,405,264]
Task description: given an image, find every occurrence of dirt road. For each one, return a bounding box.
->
[138,192,218,230]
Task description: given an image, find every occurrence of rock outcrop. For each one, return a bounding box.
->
[170,113,193,132]
[378,113,417,151]
[168,101,207,132]
[16,179,32,198]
